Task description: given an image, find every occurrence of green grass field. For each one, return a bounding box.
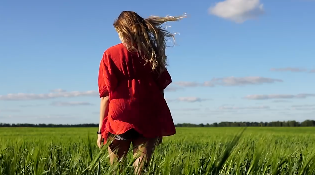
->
[1,127,315,175]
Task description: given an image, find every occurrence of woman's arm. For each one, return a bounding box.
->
[97,96,109,148]
[99,96,109,132]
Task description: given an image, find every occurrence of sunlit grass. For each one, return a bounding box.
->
[1,127,315,174]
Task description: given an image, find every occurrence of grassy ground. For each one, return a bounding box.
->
[1,127,315,174]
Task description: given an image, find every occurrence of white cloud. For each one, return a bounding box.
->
[20,104,44,107]
[0,109,21,113]
[164,86,182,92]
[290,107,315,111]
[203,81,215,87]
[167,97,210,103]
[270,67,307,72]
[208,0,264,23]
[174,77,282,88]
[291,104,315,108]
[51,101,93,106]
[178,97,209,102]
[290,105,315,111]
[218,105,270,110]
[245,94,315,100]
[206,77,282,86]
[174,81,200,87]
[0,114,79,124]
[51,89,67,93]
[310,69,315,73]
[0,90,98,101]
[172,108,200,111]
[273,100,291,103]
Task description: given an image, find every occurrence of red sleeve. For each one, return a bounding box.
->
[98,52,118,98]
[156,69,172,90]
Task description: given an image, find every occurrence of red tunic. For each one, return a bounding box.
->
[98,43,176,143]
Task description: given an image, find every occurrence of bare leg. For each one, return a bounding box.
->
[108,139,131,165]
[132,137,161,175]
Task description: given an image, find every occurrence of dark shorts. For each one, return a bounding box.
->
[109,129,142,141]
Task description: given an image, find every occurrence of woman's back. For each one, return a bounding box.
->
[101,43,165,99]
[98,43,175,139]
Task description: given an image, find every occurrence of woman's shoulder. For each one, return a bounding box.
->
[102,43,138,65]
[104,43,126,55]
[100,43,126,64]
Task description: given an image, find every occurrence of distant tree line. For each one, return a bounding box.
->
[0,120,314,127]
[176,120,315,127]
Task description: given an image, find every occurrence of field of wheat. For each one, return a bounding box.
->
[1,127,315,175]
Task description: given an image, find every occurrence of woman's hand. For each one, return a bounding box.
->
[97,134,103,148]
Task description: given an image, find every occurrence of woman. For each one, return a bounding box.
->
[97,11,186,174]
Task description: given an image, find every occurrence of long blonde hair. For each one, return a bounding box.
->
[113,11,186,74]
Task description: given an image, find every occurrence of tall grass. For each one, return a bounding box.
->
[0,127,315,174]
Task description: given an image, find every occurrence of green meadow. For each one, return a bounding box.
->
[1,127,315,175]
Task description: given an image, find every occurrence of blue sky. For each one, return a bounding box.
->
[0,0,314,124]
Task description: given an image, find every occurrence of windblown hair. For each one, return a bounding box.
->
[113,11,186,74]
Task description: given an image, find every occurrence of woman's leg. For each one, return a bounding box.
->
[108,139,131,165]
[132,137,160,175]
